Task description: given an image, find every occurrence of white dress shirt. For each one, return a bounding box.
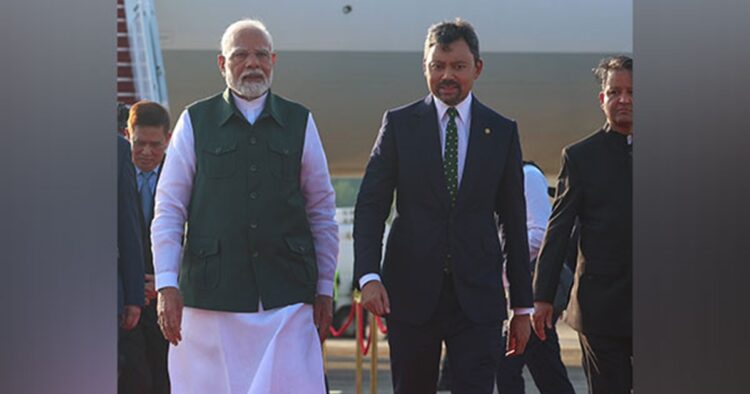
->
[151,91,338,298]
[523,164,552,260]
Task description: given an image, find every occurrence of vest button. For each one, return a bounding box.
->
[249,164,258,172]
[250,223,258,229]
[249,137,257,145]
[252,251,259,258]
[250,192,258,199]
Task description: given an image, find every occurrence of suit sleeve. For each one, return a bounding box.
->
[353,111,397,286]
[533,148,581,302]
[118,136,145,309]
[496,123,533,309]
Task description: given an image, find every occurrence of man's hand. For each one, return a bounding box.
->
[120,305,142,331]
[360,281,390,316]
[313,295,333,343]
[144,274,157,305]
[532,301,554,341]
[157,287,184,346]
[506,313,531,357]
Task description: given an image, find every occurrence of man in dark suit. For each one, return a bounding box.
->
[354,19,533,394]
[127,100,172,393]
[118,134,147,393]
[533,55,633,394]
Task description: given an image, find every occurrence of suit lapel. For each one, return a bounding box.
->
[414,96,451,211]
[456,99,488,208]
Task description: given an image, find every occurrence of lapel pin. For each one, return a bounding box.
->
[484,128,491,135]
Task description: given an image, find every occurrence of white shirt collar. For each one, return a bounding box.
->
[433,93,472,122]
[231,91,269,123]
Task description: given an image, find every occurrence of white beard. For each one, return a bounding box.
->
[227,70,273,99]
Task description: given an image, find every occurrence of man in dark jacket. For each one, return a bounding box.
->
[533,56,633,394]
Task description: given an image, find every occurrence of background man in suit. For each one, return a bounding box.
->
[354,19,533,394]
[152,19,338,393]
[128,100,171,393]
[494,162,575,394]
[118,133,147,393]
[533,55,633,394]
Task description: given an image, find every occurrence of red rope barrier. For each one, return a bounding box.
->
[375,316,388,334]
[357,303,374,356]
[328,302,356,337]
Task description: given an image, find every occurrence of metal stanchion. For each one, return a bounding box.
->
[322,340,328,373]
[354,291,363,394]
[369,313,378,394]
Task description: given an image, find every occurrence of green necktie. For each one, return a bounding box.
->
[444,107,459,206]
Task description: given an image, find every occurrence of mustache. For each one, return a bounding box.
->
[438,80,460,89]
[241,70,266,79]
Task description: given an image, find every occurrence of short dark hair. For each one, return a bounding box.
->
[117,102,130,132]
[128,100,171,135]
[593,55,633,88]
[424,18,481,63]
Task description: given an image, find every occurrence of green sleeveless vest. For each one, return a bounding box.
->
[179,89,317,312]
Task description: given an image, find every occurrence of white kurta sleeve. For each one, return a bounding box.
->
[151,110,196,290]
[300,113,339,297]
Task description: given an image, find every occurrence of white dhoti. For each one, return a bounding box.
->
[169,303,326,394]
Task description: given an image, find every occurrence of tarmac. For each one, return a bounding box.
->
[323,320,587,394]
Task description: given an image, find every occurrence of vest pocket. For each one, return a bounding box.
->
[186,237,221,289]
[268,139,297,181]
[283,235,316,284]
[202,142,237,178]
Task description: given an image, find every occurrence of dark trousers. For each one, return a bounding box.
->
[140,303,170,394]
[118,324,150,394]
[495,316,575,394]
[579,333,632,394]
[387,275,502,394]
[118,304,170,394]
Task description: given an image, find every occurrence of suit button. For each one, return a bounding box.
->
[214,148,221,154]
[250,223,258,229]
[250,192,258,199]
[249,164,258,172]
[249,137,257,145]
[447,253,452,259]
[252,251,259,258]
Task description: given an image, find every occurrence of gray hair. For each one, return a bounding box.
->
[220,19,274,56]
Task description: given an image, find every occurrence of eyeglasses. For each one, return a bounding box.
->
[227,49,272,64]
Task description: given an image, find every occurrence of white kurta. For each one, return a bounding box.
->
[151,91,338,394]
[170,304,325,394]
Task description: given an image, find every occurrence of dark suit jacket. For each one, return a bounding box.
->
[354,95,532,325]
[534,126,632,337]
[118,135,145,315]
[135,162,163,275]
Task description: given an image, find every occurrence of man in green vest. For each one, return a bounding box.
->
[150,19,338,393]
